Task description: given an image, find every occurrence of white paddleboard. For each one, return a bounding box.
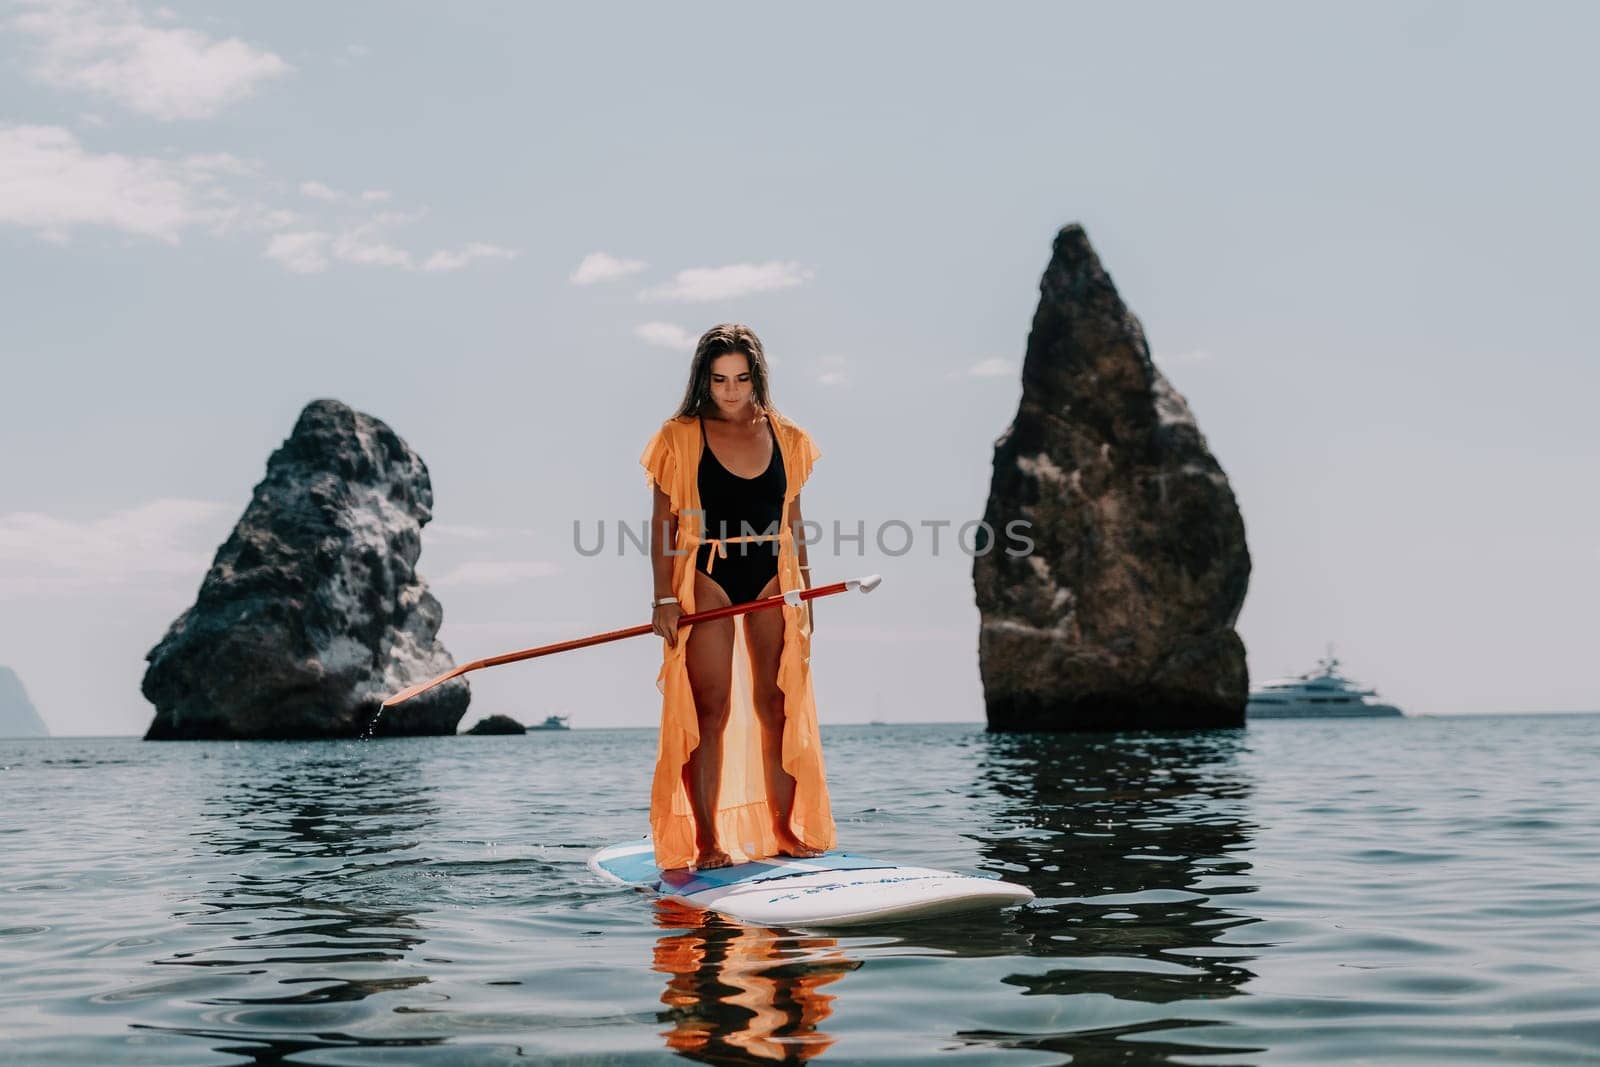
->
[589,839,1033,928]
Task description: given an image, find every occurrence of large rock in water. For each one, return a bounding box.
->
[142,399,469,739]
[0,666,49,737]
[975,225,1250,731]
[464,714,527,736]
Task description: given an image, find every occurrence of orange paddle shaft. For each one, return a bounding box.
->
[380,574,882,709]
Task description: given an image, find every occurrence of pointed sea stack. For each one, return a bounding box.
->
[142,399,469,739]
[975,225,1250,731]
[0,667,49,738]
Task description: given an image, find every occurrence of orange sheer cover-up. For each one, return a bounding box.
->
[640,410,837,870]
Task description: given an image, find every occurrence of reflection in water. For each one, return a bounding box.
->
[957,729,1269,1061]
[9,720,1590,1061]
[653,899,860,1063]
[132,746,448,1059]
[641,729,1268,1064]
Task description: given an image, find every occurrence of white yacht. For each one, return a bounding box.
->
[1248,652,1404,719]
[527,714,571,732]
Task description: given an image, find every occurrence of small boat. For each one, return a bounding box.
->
[1248,650,1404,719]
[527,714,571,731]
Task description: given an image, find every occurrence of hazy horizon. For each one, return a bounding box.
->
[5,708,1598,742]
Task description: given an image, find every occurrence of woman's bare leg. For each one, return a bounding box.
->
[744,573,822,858]
[683,569,735,869]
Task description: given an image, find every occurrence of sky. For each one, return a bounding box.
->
[1,1,1596,736]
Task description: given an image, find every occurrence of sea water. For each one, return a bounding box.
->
[2,715,1597,1065]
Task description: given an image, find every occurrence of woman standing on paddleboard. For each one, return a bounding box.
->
[641,324,837,872]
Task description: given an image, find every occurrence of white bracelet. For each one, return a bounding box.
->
[653,595,679,608]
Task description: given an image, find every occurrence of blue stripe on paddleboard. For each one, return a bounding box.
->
[667,854,896,896]
[596,847,665,885]
[596,846,895,895]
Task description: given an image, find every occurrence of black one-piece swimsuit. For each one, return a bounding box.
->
[694,415,786,604]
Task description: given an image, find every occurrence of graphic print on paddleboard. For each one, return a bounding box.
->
[590,839,1033,927]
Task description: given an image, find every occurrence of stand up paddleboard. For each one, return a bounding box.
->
[589,839,1033,928]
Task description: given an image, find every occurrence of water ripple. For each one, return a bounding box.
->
[2,716,1598,1063]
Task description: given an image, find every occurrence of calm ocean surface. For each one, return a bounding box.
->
[2,716,1597,1065]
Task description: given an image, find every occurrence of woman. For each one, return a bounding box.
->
[641,324,836,871]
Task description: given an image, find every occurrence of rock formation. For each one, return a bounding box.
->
[0,666,49,737]
[975,225,1250,731]
[142,399,469,739]
[464,714,527,735]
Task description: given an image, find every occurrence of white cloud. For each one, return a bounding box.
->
[816,355,851,387]
[12,0,292,121]
[0,123,237,244]
[299,180,343,201]
[331,217,414,268]
[0,126,517,274]
[639,260,814,302]
[264,230,330,274]
[572,251,647,285]
[183,153,255,179]
[422,242,519,272]
[264,218,517,277]
[298,180,396,208]
[299,211,510,274]
[433,560,562,587]
[0,498,233,597]
[259,207,300,230]
[966,357,1016,378]
[634,322,697,350]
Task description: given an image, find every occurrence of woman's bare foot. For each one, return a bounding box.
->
[694,845,733,870]
[775,832,823,859]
